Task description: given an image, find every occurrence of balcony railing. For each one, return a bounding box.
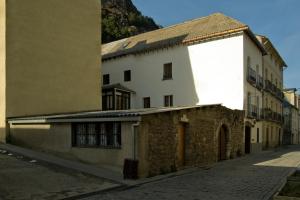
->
[264,79,284,100]
[265,80,272,92]
[247,104,258,118]
[260,108,282,122]
[257,75,264,89]
[247,67,256,84]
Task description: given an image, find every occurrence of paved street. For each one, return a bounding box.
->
[84,146,300,200]
[0,150,118,200]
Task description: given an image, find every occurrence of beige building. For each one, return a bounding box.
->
[8,105,244,178]
[0,0,102,142]
[283,88,299,144]
[256,36,286,149]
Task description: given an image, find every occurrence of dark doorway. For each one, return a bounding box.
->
[219,125,227,161]
[266,128,269,148]
[177,123,186,167]
[245,126,251,154]
[278,129,281,146]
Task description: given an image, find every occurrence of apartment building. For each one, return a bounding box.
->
[0,0,102,142]
[256,36,286,149]
[283,88,299,144]
[102,13,287,153]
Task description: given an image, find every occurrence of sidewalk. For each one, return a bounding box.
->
[0,143,125,185]
[0,143,202,187]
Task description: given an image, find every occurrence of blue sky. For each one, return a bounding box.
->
[132,0,300,90]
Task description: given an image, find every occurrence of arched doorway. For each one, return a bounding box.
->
[218,125,228,161]
[245,126,251,154]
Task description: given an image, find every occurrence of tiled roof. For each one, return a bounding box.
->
[102,13,266,60]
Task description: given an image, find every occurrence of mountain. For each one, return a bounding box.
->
[102,0,161,44]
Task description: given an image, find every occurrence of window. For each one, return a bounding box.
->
[164,95,173,107]
[247,56,251,68]
[102,89,130,111]
[72,122,121,148]
[143,97,151,108]
[163,63,172,80]
[271,73,273,83]
[257,128,260,143]
[103,74,110,85]
[102,91,114,110]
[265,68,268,80]
[115,91,130,110]
[124,70,131,82]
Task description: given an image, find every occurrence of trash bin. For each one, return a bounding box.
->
[123,158,138,179]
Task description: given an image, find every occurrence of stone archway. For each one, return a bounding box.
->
[218,124,230,161]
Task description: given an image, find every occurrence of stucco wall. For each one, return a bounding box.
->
[70,122,135,170]
[9,123,72,151]
[9,122,135,171]
[0,0,5,142]
[102,35,245,110]
[5,0,102,118]
[188,34,244,110]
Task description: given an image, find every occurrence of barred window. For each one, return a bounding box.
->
[72,122,121,148]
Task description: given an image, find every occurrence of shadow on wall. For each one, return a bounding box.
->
[174,45,200,106]
[8,124,71,154]
[0,127,7,143]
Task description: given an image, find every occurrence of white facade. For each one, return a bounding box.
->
[102,33,263,111]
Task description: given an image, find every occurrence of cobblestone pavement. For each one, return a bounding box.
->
[84,146,300,200]
[0,150,118,200]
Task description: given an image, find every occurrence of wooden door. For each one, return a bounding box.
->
[219,126,227,161]
[177,124,185,167]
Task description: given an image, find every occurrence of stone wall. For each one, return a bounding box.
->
[138,105,244,178]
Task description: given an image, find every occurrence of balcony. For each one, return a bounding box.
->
[247,67,256,85]
[264,80,284,101]
[257,75,264,89]
[247,104,258,118]
[260,108,282,123]
[265,80,272,93]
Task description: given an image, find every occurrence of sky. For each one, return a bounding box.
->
[132,0,300,90]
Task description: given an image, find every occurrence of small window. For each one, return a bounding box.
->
[257,128,259,143]
[143,97,151,108]
[124,70,131,82]
[163,63,172,80]
[103,74,110,85]
[164,95,173,107]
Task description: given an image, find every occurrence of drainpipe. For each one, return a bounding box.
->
[132,121,140,160]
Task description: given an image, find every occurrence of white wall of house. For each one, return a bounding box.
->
[187,34,244,110]
[102,34,251,110]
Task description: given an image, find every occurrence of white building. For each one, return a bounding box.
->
[101,13,286,153]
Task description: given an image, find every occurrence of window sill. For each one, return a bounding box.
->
[162,78,173,81]
[72,146,121,150]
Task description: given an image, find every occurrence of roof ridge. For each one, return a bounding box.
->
[102,12,233,46]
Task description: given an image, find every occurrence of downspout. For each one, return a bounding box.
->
[132,121,140,160]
